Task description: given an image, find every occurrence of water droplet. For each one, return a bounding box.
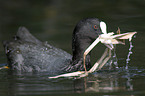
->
[16,50,20,53]
[126,41,134,68]
[129,52,133,54]
[6,50,10,53]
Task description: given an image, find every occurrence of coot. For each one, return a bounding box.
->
[3,18,103,75]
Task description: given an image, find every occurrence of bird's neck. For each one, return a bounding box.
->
[72,38,92,70]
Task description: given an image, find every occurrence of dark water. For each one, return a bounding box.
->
[0,0,145,96]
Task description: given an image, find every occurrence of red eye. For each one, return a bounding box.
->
[94,25,98,29]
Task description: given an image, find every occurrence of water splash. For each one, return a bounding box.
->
[112,45,118,68]
[107,45,118,69]
[126,41,134,70]
[123,41,134,91]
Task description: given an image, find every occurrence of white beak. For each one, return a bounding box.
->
[100,21,107,34]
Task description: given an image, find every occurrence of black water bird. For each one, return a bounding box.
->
[3,18,103,75]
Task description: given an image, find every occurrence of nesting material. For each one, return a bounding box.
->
[48,30,137,79]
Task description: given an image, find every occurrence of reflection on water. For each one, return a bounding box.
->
[86,70,133,93]
[1,67,145,95]
[0,0,145,95]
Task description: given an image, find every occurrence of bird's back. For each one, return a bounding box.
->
[3,27,72,75]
